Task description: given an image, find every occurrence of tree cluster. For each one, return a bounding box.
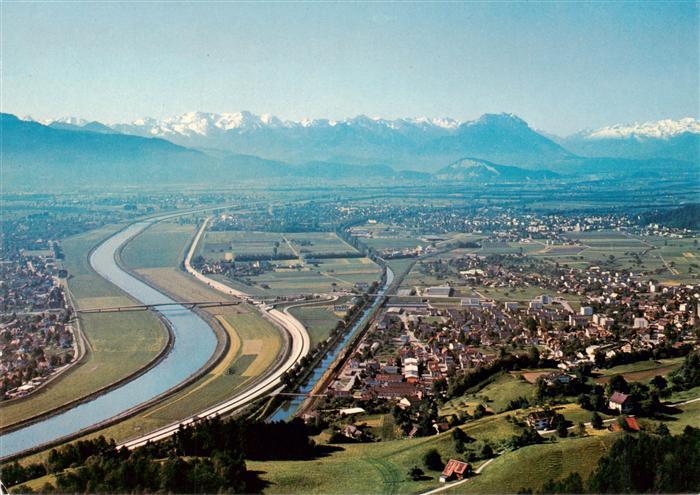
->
[4,416,318,493]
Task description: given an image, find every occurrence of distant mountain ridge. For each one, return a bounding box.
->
[7,111,697,190]
[0,114,427,188]
[102,112,571,171]
[581,118,699,139]
[30,112,699,169]
[560,117,699,162]
[30,112,572,170]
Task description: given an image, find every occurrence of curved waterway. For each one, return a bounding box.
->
[0,219,218,458]
[268,265,395,421]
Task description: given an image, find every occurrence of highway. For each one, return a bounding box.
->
[118,217,311,449]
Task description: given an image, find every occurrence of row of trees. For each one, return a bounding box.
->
[4,416,317,493]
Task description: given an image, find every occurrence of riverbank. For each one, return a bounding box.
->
[0,221,170,433]
[0,214,221,459]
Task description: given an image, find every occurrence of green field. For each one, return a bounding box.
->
[200,230,358,261]
[197,229,381,297]
[287,232,358,256]
[667,399,700,434]
[454,433,621,494]
[441,372,536,416]
[221,256,381,296]
[121,220,196,268]
[594,357,685,383]
[248,411,522,495]
[350,222,429,252]
[200,231,295,260]
[0,223,167,429]
[288,302,343,347]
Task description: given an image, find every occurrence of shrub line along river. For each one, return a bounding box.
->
[268,266,394,421]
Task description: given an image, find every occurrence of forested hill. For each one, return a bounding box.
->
[640,204,700,230]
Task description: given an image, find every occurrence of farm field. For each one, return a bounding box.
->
[549,231,700,284]
[350,222,429,251]
[286,232,357,257]
[224,257,381,296]
[200,231,295,260]
[197,228,382,297]
[120,220,197,269]
[0,223,168,429]
[287,301,343,347]
[363,235,428,251]
[593,357,685,383]
[199,230,358,261]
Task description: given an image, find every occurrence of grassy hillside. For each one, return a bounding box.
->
[454,434,621,494]
[247,412,522,494]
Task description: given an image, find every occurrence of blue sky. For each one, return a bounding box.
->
[2,2,697,135]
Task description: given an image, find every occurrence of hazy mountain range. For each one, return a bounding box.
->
[3,111,698,189]
[34,111,699,166]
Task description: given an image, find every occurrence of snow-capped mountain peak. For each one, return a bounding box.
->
[584,117,700,140]
[37,116,90,127]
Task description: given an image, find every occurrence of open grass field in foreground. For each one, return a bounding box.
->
[453,433,621,494]
[0,224,167,429]
[248,411,522,495]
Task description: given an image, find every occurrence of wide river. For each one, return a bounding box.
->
[0,218,218,458]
